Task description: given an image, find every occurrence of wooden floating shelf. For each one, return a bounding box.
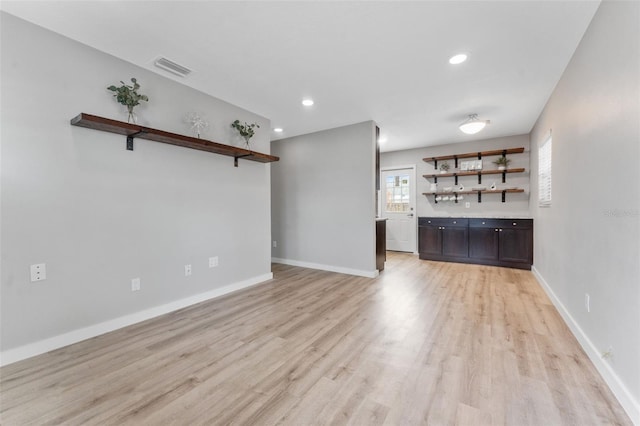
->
[423,147,524,163]
[423,189,524,196]
[70,113,280,167]
[422,188,525,204]
[423,168,525,179]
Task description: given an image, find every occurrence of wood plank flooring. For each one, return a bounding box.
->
[0,252,631,425]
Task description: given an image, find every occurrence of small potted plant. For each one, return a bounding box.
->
[493,156,511,170]
[107,78,149,123]
[439,161,450,174]
[231,120,260,149]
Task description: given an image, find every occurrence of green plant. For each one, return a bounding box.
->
[493,156,511,167]
[107,78,149,114]
[440,161,450,172]
[231,120,260,146]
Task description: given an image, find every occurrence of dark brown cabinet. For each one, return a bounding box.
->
[419,218,469,261]
[376,219,387,271]
[420,217,533,270]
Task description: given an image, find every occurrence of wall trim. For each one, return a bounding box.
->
[0,273,274,367]
[272,257,378,278]
[532,266,640,425]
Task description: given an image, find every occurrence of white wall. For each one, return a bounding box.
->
[0,14,274,363]
[529,1,639,422]
[381,134,530,218]
[271,122,377,277]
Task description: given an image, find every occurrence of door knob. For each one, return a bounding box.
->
[407,213,414,217]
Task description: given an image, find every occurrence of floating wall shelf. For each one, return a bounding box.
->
[70,113,279,167]
[424,168,525,184]
[422,188,525,204]
[423,147,524,169]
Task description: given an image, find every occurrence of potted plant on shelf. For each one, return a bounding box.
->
[439,161,450,174]
[231,120,260,149]
[493,156,511,170]
[107,78,149,123]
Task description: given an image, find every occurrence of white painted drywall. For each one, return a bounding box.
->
[0,14,273,357]
[530,1,639,421]
[271,122,377,277]
[381,135,531,218]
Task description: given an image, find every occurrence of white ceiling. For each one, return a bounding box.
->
[2,1,600,152]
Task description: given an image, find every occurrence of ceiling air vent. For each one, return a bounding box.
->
[154,57,192,77]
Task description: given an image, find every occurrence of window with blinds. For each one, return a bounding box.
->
[538,134,552,206]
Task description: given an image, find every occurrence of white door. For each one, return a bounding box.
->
[381,167,417,252]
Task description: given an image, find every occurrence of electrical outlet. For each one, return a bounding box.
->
[185,264,192,276]
[273,240,277,248]
[465,202,471,209]
[601,346,614,359]
[131,278,141,292]
[209,257,218,268]
[585,293,590,312]
[30,263,47,282]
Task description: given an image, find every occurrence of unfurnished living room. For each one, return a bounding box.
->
[0,1,638,425]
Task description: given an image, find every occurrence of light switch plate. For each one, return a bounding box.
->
[30,264,46,282]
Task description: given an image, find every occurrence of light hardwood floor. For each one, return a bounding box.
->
[0,253,631,425]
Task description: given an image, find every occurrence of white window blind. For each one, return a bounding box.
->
[538,133,552,206]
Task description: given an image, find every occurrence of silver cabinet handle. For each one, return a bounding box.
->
[495,229,499,231]
[513,222,517,226]
[499,229,503,232]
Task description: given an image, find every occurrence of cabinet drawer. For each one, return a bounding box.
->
[469,218,532,229]
[419,217,468,227]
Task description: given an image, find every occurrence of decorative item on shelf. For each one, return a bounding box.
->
[185,112,208,138]
[443,186,453,192]
[457,184,465,191]
[430,183,438,192]
[107,78,149,123]
[490,182,497,190]
[439,161,450,174]
[461,159,483,171]
[231,119,260,149]
[493,156,511,170]
[436,196,442,201]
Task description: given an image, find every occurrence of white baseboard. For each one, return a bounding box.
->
[532,266,640,425]
[0,273,273,367]
[271,257,378,278]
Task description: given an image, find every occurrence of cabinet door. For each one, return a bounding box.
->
[441,226,468,258]
[469,227,499,260]
[499,228,533,264]
[419,226,442,255]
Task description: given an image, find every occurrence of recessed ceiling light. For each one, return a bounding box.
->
[274,128,283,133]
[449,54,468,65]
[302,99,314,106]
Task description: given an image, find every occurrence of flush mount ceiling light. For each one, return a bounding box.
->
[449,53,468,65]
[459,114,490,134]
[302,99,314,106]
[154,56,191,77]
[273,128,283,133]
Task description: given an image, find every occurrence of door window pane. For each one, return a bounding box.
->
[385,174,410,212]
